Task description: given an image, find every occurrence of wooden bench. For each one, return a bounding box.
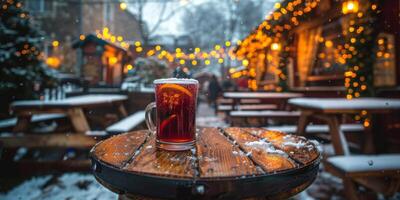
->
[266,124,365,150]
[0,114,67,130]
[325,155,400,200]
[217,98,261,105]
[229,110,301,126]
[265,124,364,134]
[217,104,278,111]
[106,111,146,135]
[230,110,301,118]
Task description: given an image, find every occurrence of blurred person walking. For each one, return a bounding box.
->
[207,75,222,114]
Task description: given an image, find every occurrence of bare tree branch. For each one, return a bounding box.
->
[147,2,191,37]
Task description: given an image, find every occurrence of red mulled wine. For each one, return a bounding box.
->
[145,78,198,151]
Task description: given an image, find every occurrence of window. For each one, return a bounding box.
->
[304,19,346,86]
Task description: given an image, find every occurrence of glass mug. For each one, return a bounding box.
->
[145,78,198,151]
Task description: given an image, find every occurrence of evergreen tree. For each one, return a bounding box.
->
[0,0,56,115]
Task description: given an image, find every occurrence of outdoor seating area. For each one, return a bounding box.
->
[1,0,400,199]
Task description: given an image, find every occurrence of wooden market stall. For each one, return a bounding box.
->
[234,0,399,97]
[73,34,131,86]
[232,1,400,198]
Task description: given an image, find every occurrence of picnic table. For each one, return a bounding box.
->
[223,92,303,110]
[91,127,321,199]
[10,94,128,133]
[289,98,400,155]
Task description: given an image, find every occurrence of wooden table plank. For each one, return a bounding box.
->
[223,127,296,173]
[196,128,262,178]
[92,131,148,168]
[124,134,195,178]
[244,128,319,165]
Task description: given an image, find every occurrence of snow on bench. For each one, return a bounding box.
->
[240,99,261,104]
[0,114,67,129]
[265,124,364,134]
[218,104,278,111]
[217,99,261,105]
[230,110,301,118]
[326,154,400,176]
[106,111,146,135]
[217,98,233,104]
[326,154,400,198]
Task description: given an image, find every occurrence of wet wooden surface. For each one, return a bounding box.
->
[124,134,195,178]
[92,127,319,178]
[92,130,148,168]
[196,128,261,178]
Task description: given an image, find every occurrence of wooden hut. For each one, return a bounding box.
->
[73,34,130,86]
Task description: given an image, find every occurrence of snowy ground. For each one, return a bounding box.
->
[196,102,229,128]
[0,171,340,200]
[0,173,117,200]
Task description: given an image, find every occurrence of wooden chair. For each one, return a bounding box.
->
[325,155,400,200]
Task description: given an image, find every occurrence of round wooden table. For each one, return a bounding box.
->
[90,127,321,199]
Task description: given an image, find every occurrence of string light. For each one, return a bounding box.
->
[52,40,59,47]
[342,0,359,14]
[270,42,281,51]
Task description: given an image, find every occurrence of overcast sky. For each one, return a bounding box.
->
[128,0,280,36]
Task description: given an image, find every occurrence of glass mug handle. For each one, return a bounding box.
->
[145,102,156,134]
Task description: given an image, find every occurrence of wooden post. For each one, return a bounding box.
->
[363,124,375,154]
[67,108,90,133]
[325,115,350,155]
[296,111,311,136]
[117,103,128,118]
[343,178,359,200]
[13,115,32,133]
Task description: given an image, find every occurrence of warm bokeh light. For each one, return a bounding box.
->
[119,2,127,10]
[46,57,61,68]
[342,0,359,14]
[109,56,118,64]
[325,40,333,48]
[136,47,143,52]
[126,64,133,70]
[52,40,59,47]
[134,41,141,47]
[270,42,281,51]
[242,59,249,66]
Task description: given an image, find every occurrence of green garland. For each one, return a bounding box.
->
[344,0,379,98]
[276,41,289,92]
